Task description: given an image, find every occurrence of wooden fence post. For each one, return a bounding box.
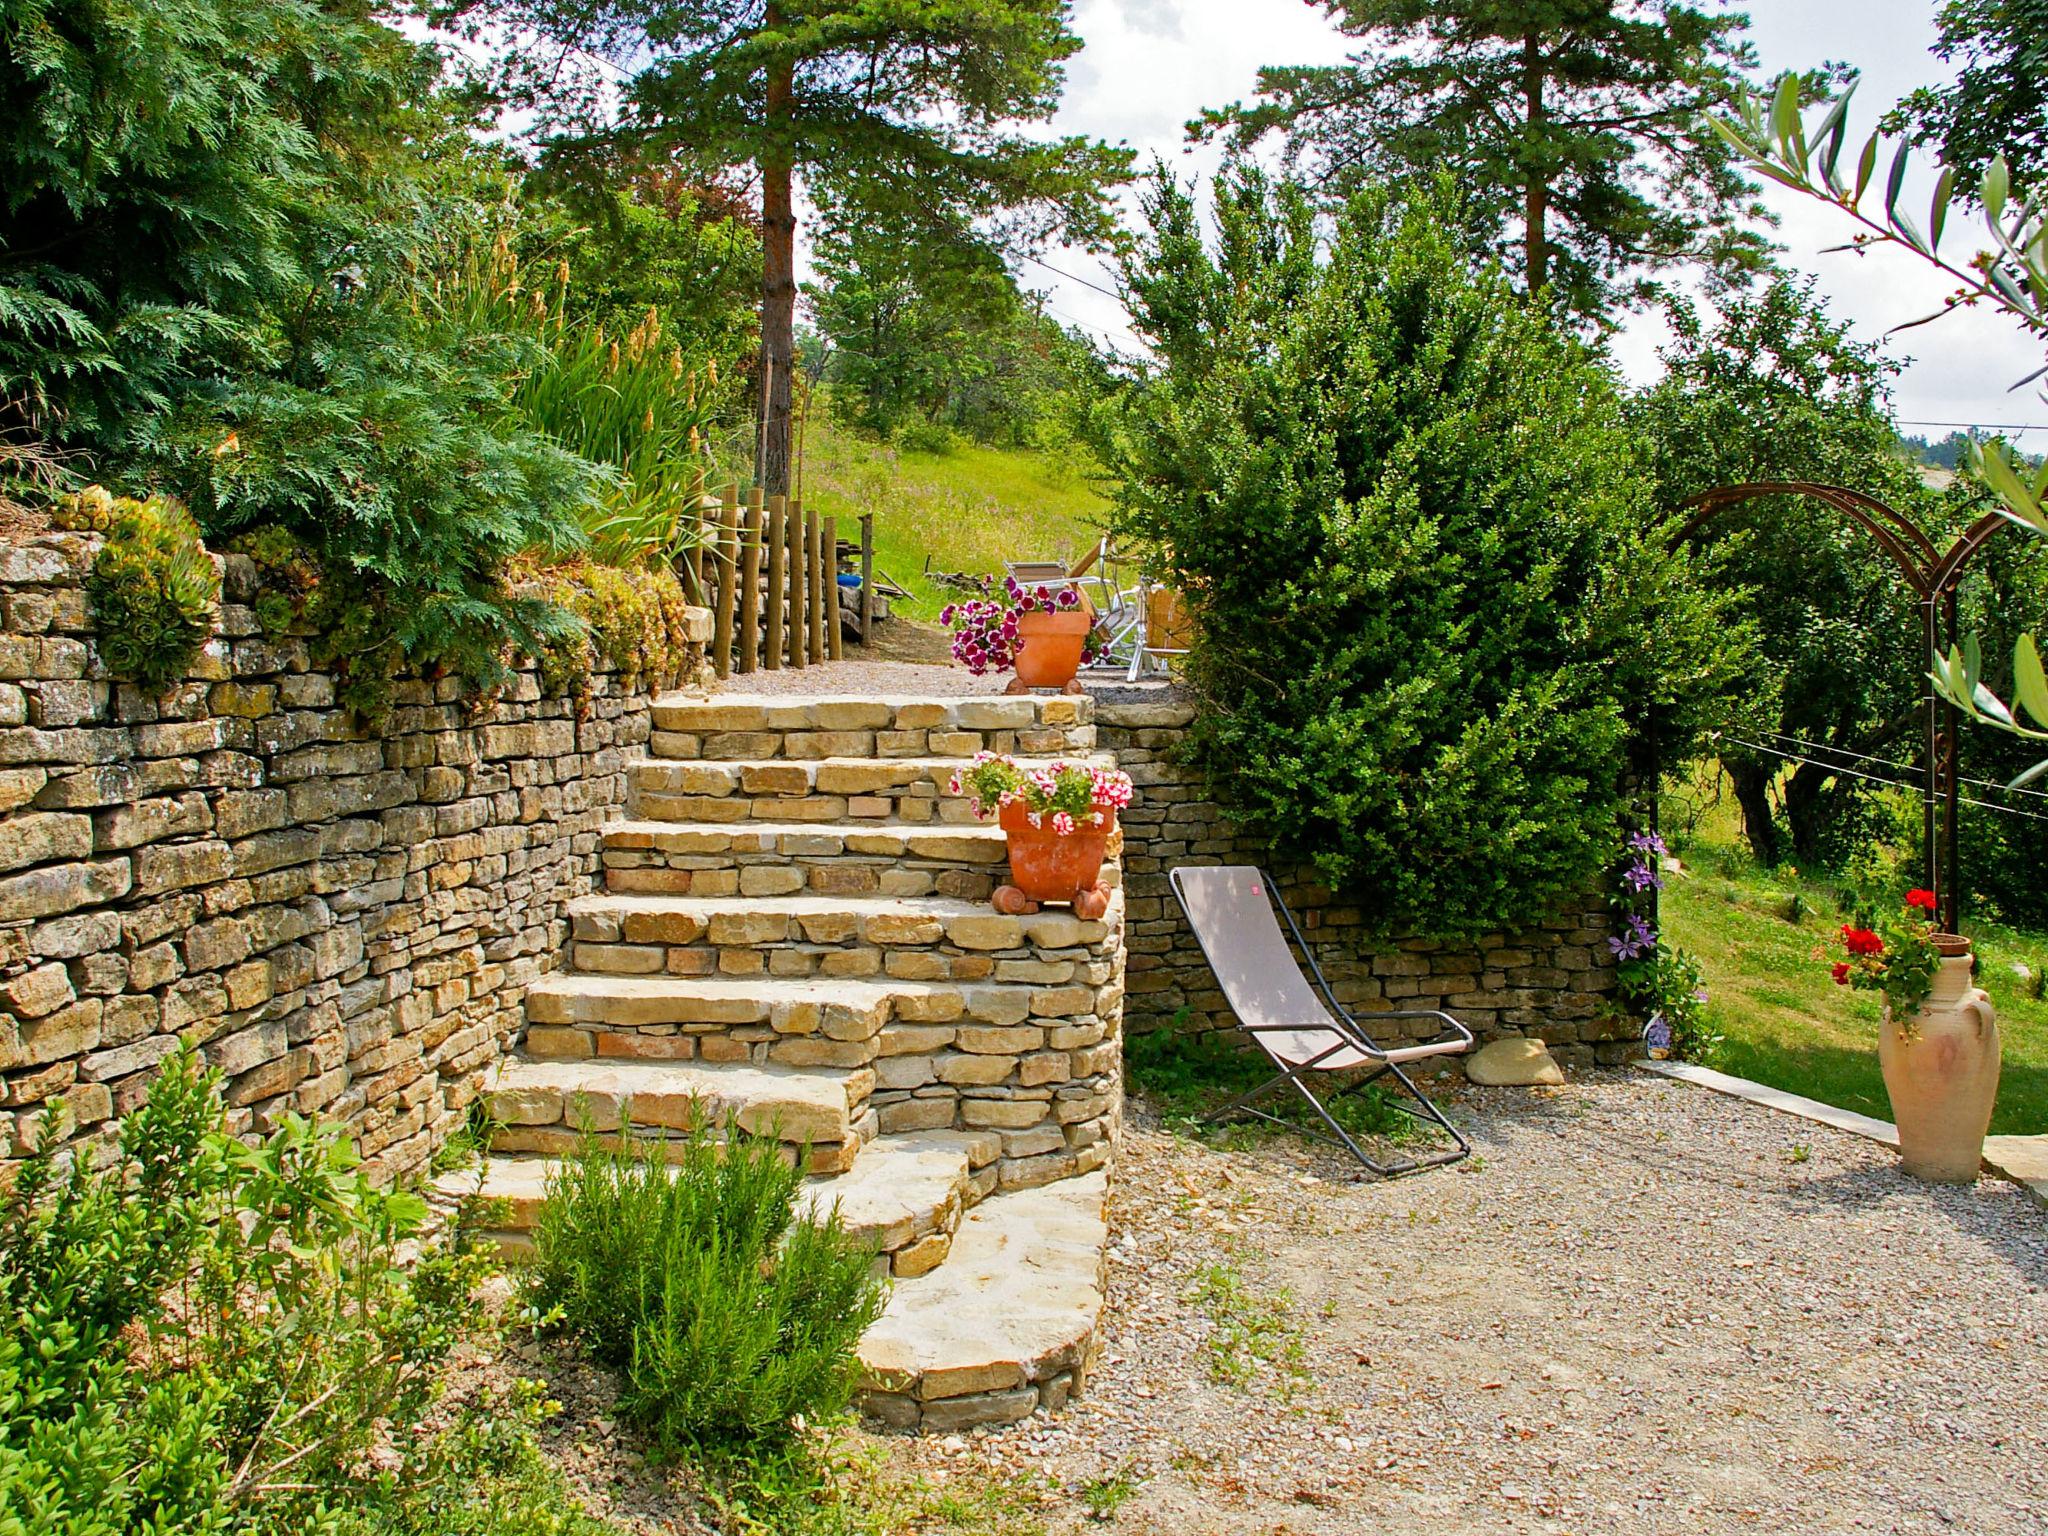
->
[858,513,875,644]
[806,502,824,663]
[763,494,786,670]
[787,496,808,670]
[710,483,739,679]
[737,488,763,674]
[823,515,843,660]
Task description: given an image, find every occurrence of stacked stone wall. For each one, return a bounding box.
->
[1098,697,1636,1071]
[0,531,707,1180]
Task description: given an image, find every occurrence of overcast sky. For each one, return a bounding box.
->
[1027,0,2047,448]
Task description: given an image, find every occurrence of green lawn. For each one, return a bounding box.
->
[1662,798,2048,1136]
[794,414,1109,622]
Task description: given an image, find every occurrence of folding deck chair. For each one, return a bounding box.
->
[1170,866,1475,1176]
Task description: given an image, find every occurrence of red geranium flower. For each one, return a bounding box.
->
[1831,961,1851,984]
[1841,925,1884,957]
[1905,889,1937,911]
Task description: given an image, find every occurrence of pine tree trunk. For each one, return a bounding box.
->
[1521,29,1549,296]
[756,11,797,497]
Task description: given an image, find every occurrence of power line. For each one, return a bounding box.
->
[1019,252,1127,304]
[1751,727,2048,802]
[1895,418,2048,432]
[1712,733,2048,824]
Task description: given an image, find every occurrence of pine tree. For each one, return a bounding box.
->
[476,0,1131,493]
[1194,0,1773,325]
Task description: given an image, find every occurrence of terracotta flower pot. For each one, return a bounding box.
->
[1878,940,2000,1182]
[992,800,1116,917]
[1006,608,1090,694]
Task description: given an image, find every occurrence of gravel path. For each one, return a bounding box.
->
[880,1074,2048,1536]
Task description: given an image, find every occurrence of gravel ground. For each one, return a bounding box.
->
[881,1074,2048,1536]
[463,1075,2048,1534]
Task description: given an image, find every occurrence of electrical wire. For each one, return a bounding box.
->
[1749,726,2048,802]
[1018,252,1127,303]
[1711,733,2048,824]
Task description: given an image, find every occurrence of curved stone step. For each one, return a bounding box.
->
[483,1055,873,1170]
[565,891,1121,984]
[524,972,1083,1061]
[627,753,1119,826]
[600,817,1018,902]
[858,1170,1109,1431]
[435,1129,1000,1274]
[648,694,1094,764]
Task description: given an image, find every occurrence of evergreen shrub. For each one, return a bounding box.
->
[1102,171,1737,938]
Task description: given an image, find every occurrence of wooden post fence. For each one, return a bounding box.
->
[858,514,875,644]
[763,494,786,671]
[823,515,843,660]
[737,488,763,674]
[787,495,808,670]
[805,502,824,663]
[710,484,740,679]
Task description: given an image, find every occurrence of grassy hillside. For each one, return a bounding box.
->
[1662,775,2048,1135]
[793,415,1109,622]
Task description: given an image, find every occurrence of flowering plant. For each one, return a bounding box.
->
[1611,828,1720,1062]
[949,753,1134,830]
[1829,889,1941,1022]
[940,576,1104,676]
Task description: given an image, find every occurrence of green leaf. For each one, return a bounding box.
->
[2014,633,2048,727]
[1853,132,1881,203]
[1929,165,1955,251]
[1983,155,2010,221]
[1771,74,1805,168]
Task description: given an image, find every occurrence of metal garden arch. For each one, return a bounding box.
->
[1673,481,2017,934]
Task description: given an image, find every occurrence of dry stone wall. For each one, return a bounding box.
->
[1098,696,1636,1072]
[0,531,707,1180]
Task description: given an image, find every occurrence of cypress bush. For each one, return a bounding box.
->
[1101,171,1737,938]
[526,1122,887,1455]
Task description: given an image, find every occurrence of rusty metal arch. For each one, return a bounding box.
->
[1672,483,2018,933]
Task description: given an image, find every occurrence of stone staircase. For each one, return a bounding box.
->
[438,693,1123,1429]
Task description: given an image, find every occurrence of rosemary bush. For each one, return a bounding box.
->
[526,1123,887,1454]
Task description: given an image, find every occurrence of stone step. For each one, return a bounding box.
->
[626,754,1119,826]
[648,693,1094,763]
[523,972,1093,1071]
[435,1129,1002,1275]
[600,818,1006,903]
[565,891,1120,983]
[858,1170,1109,1431]
[483,1055,874,1173]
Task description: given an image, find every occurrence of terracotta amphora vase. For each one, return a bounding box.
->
[992,801,1116,918]
[1005,608,1090,694]
[1878,936,2000,1182]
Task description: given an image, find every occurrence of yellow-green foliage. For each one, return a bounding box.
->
[523,558,697,699]
[55,485,219,687]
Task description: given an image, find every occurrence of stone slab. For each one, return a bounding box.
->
[858,1169,1107,1420]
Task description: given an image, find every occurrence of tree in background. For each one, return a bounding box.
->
[524,163,762,373]
[1630,276,1938,868]
[808,221,1098,450]
[1891,1,2048,193]
[1192,0,1776,326]
[1100,168,1740,937]
[469,0,1132,495]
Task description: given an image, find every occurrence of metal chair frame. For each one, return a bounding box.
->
[1169,866,1475,1177]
